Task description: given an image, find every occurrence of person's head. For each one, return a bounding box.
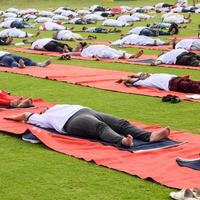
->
[82,26,87,31]
[79,42,88,49]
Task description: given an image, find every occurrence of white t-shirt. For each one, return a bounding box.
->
[157,49,187,64]
[0,28,32,38]
[102,19,129,27]
[133,74,177,91]
[0,20,14,28]
[112,34,165,46]
[128,27,146,35]
[117,15,140,22]
[81,45,132,59]
[27,104,85,134]
[56,30,82,40]
[31,38,53,49]
[39,22,65,30]
[35,17,53,23]
[176,39,200,50]
[0,51,9,57]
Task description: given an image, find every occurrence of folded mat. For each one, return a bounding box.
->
[10,48,200,71]
[176,157,200,171]
[0,99,200,189]
[0,64,200,103]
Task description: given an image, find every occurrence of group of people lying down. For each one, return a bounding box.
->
[5,104,170,147]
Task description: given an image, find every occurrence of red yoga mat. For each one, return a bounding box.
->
[0,99,200,189]
[0,64,200,103]
[10,47,200,71]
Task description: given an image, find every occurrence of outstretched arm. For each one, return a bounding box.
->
[151,60,162,66]
[4,112,31,122]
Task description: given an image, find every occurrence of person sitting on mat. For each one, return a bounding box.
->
[4,104,170,147]
[0,51,51,68]
[128,23,179,36]
[0,90,33,108]
[116,72,200,94]
[30,38,73,53]
[72,43,144,59]
[82,27,121,33]
[0,36,13,45]
[174,39,200,51]
[151,49,200,67]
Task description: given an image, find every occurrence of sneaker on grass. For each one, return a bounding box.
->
[22,132,40,144]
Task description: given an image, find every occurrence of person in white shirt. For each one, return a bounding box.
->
[82,26,121,33]
[112,34,167,46]
[116,72,200,94]
[102,19,129,27]
[31,38,73,52]
[0,28,39,38]
[0,20,33,28]
[52,30,83,41]
[0,51,51,68]
[151,49,200,66]
[5,104,170,147]
[128,24,178,36]
[78,44,143,59]
[175,39,200,51]
[39,22,66,31]
[162,13,191,24]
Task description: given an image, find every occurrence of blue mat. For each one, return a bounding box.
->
[129,59,155,63]
[176,157,200,171]
[24,127,185,153]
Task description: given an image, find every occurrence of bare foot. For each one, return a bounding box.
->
[38,58,52,67]
[133,50,144,59]
[18,59,26,68]
[121,134,133,147]
[150,128,170,142]
[10,98,23,107]
[17,98,33,108]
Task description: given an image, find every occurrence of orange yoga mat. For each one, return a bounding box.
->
[0,64,200,103]
[0,99,200,189]
[10,47,200,71]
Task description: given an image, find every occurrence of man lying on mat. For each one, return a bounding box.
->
[128,23,179,37]
[0,28,39,38]
[5,104,170,147]
[116,72,200,94]
[82,26,121,33]
[0,90,33,108]
[52,30,96,41]
[112,34,172,46]
[0,51,51,68]
[73,43,144,59]
[151,49,200,67]
[30,38,73,53]
[175,39,200,51]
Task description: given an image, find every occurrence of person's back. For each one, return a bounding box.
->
[133,73,177,90]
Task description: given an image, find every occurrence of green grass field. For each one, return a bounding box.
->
[0,0,200,199]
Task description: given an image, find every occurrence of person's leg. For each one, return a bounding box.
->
[158,30,170,35]
[64,108,125,144]
[0,55,19,68]
[43,41,63,52]
[93,110,151,141]
[21,57,37,66]
[176,52,199,66]
[140,28,155,36]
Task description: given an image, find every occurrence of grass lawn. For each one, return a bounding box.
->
[0,0,200,200]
